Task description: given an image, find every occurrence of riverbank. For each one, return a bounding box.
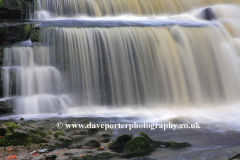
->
[0,116,240,160]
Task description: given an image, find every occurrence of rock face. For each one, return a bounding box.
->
[0,0,34,19]
[0,21,32,45]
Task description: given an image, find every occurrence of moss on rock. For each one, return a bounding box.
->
[229,153,240,160]
[139,132,153,142]
[1,122,21,133]
[108,134,132,151]
[125,137,154,154]
[0,131,30,146]
[171,142,191,149]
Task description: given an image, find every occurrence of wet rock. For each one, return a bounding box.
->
[79,152,118,160]
[100,138,110,143]
[74,131,87,135]
[0,22,33,46]
[95,152,118,159]
[45,155,57,160]
[72,144,82,149]
[202,7,215,20]
[160,145,166,148]
[0,101,13,114]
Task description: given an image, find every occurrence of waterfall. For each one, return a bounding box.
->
[1,0,240,117]
[1,47,71,114]
[39,26,240,106]
[35,0,240,19]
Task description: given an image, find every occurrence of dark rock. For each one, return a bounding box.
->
[202,7,214,20]
[20,118,24,121]
[0,128,6,136]
[101,133,111,138]
[0,22,33,45]
[45,155,57,160]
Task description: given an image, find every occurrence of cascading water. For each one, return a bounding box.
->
[1,46,71,114]
[35,0,240,19]
[1,0,240,131]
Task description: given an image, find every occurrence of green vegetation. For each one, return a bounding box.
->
[54,131,65,139]
[229,153,240,160]
[30,29,39,42]
[0,0,4,8]
[47,130,52,135]
[24,24,31,38]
